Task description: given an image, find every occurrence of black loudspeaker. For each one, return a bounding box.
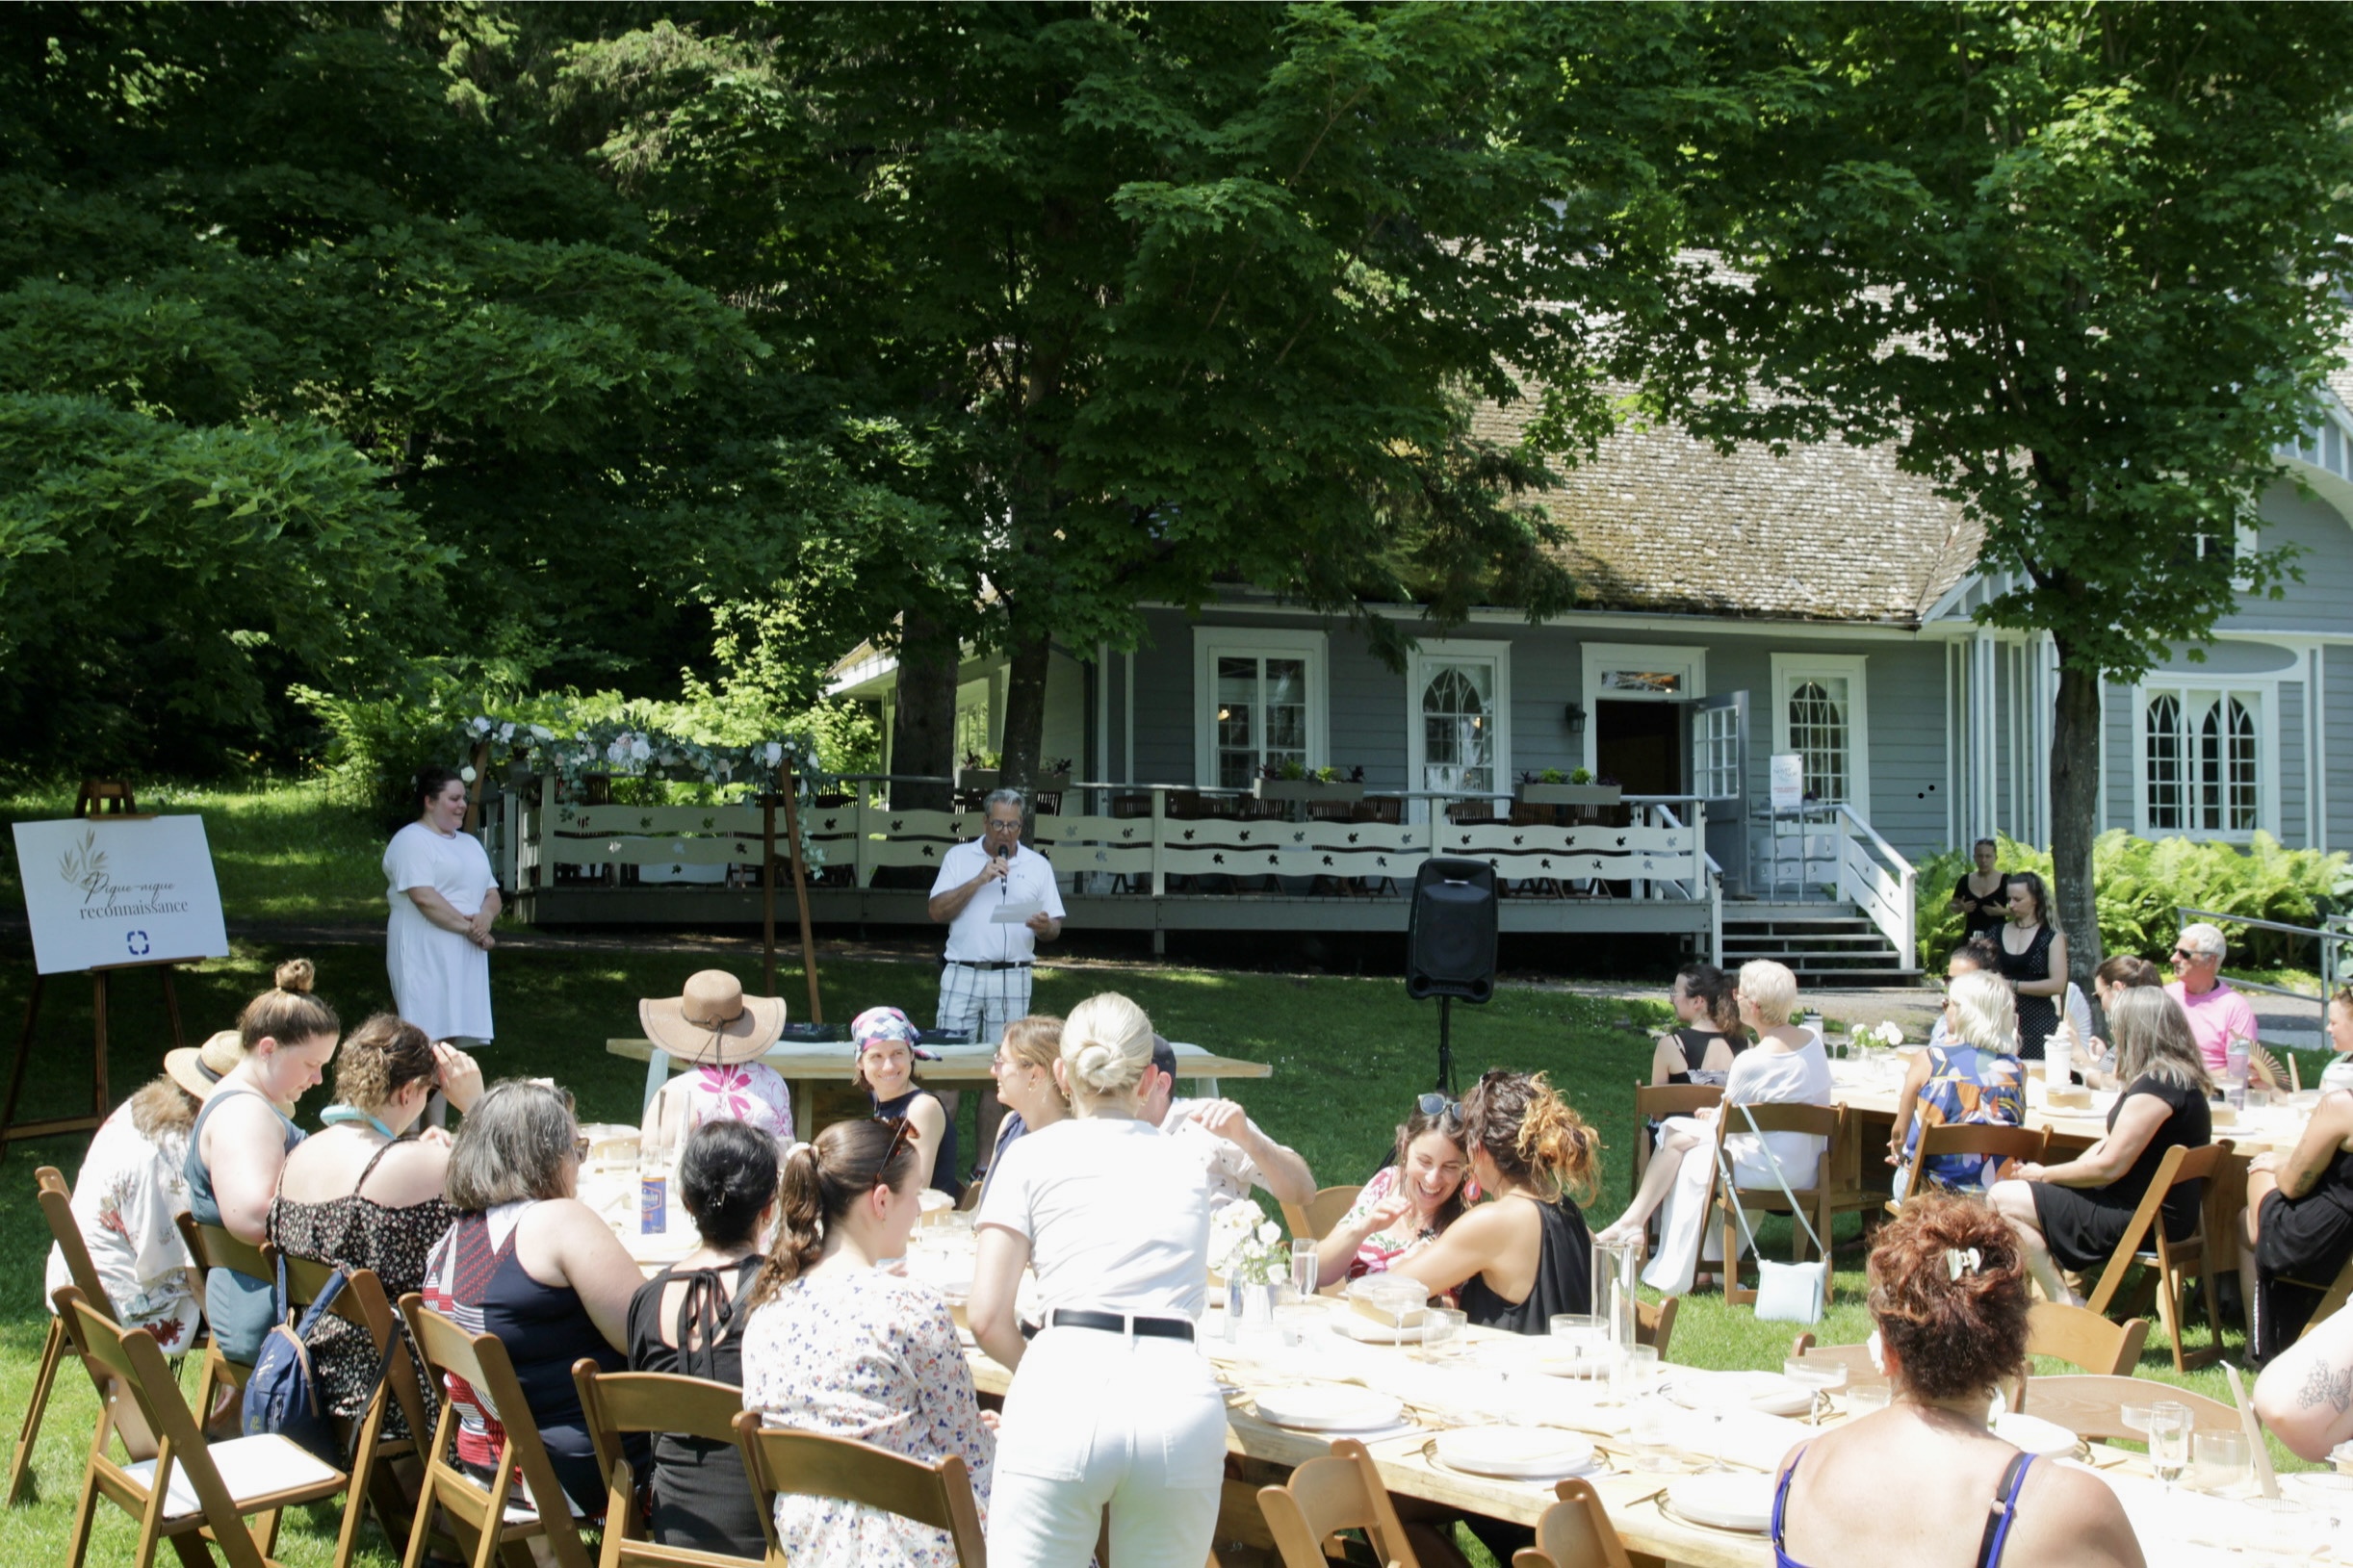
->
[1406,858,1498,1003]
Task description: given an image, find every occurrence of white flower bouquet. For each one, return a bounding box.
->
[1209,1205,1290,1287]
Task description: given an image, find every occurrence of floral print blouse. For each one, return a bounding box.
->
[45,1099,201,1351]
[1335,1165,1446,1281]
[741,1268,993,1566]
[675,1062,795,1145]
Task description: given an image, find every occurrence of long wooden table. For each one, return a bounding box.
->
[606,1037,1272,1140]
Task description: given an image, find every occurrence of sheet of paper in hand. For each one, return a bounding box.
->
[12,816,229,974]
[990,899,1045,924]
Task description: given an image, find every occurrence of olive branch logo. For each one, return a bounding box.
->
[58,828,109,902]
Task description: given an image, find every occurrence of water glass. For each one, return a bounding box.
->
[1290,1238,1320,1299]
[1274,1301,1322,1350]
[2191,1428,2251,1496]
[1421,1306,1467,1363]
[1783,1355,1847,1425]
[1846,1382,1891,1417]
[1614,1344,1661,1405]
[2119,1402,2156,1442]
[2147,1402,2191,1495]
[1628,1395,1675,1461]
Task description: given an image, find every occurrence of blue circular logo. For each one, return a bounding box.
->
[125,930,150,957]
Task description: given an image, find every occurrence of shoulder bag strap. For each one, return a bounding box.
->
[1709,1133,1765,1262]
[1736,1103,1826,1258]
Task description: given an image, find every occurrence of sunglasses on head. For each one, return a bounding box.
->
[1416,1092,1461,1121]
[870,1114,920,1183]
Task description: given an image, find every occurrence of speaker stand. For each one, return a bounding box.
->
[1435,994,1458,1095]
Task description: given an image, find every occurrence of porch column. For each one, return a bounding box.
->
[1972,629,1999,844]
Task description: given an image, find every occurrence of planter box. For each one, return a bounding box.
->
[1516,784,1623,807]
[1253,779,1366,805]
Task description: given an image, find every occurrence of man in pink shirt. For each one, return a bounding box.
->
[2164,921,2259,1073]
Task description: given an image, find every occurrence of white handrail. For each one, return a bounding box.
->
[1833,804,1917,966]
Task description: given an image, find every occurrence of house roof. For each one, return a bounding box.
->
[1469,399,1984,626]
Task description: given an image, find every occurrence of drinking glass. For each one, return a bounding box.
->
[1698,1377,1749,1473]
[1614,1345,1661,1406]
[2191,1428,2251,1497]
[1290,1238,1319,1300]
[2119,1402,2156,1444]
[1421,1306,1467,1364]
[1550,1312,1608,1379]
[2147,1402,2190,1499]
[1628,1395,1675,1463]
[1845,1382,1891,1418]
[1783,1356,1847,1426]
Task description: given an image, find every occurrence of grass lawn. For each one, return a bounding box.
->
[0,941,2331,1562]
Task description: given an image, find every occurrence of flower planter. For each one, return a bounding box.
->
[1515,784,1623,808]
[1252,779,1366,805]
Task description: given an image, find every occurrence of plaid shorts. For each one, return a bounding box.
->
[936,962,1034,1044]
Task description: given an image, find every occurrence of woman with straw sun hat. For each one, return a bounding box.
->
[639,970,794,1158]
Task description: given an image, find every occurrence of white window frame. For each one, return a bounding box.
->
[2133,678,2277,842]
[1192,627,1329,789]
[1406,638,1513,818]
[1771,653,1872,816]
[1579,642,1708,776]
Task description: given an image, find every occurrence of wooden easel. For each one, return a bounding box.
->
[1,782,189,1147]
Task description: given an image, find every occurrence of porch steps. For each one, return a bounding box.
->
[1720,903,1924,989]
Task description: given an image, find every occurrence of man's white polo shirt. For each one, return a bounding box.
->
[932,838,1066,964]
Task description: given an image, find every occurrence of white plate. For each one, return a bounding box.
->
[1435,1426,1596,1479]
[1331,1314,1430,1344]
[1666,1473,1777,1532]
[1668,1371,1815,1419]
[1254,1386,1405,1432]
[1991,1411,2082,1456]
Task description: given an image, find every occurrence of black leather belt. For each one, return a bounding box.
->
[946,960,1033,970]
[1047,1309,1195,1342]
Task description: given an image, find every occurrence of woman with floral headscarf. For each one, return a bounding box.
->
[857,1006,958,1198]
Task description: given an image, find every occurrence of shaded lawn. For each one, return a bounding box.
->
[0,945,2327,1561]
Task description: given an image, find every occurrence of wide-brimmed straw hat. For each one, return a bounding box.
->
[163,1029,246,1102]
[640,970,788,1066]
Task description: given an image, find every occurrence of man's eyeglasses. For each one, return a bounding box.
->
[571,1137,591,1164]
[984,816,1023,834]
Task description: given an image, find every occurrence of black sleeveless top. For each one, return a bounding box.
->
[1458,1195,1593,1335]
[627,1255,765,1557]
[1664,1026,1743,1087]
[873,1087,961,1200]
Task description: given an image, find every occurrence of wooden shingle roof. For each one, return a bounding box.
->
[1470,400,1983,626]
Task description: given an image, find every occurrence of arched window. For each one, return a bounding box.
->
[2144,694,2183,831]
[1419,663,1494,794]
[2226,697,2259,832]
[2141,686,2262,837]
[1788,679,1849,804]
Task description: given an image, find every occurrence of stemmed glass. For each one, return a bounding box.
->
[1698,1376,1749,1473]
[1783,1356,1846,1427]
[1289,1238,1319,1302]
[2146,1402,2191,1504]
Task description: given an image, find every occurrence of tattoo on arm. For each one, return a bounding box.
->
[2296,1358,2353,1414]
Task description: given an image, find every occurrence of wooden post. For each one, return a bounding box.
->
[762,794,778,1001]
[779,767,823,1022]
[461,739,491,833]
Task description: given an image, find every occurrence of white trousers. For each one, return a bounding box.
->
[986,1325,1228,1568]
[1642,1118,1825,1295]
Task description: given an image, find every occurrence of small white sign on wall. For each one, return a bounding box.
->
[11,816,229,975]
[1769,753,1805,812]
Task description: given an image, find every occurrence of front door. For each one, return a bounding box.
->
[1687,691,1748,897]
[1594,701,1684,795]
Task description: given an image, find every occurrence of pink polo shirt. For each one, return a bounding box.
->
[2164,978,2259,1073]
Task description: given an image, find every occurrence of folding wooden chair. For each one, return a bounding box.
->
[2289,1250,2353,1341]
[2081,1141,2234,1372]
[2012,1375,2239,1441]
[1887,1124,2050,1216]
[53,1287,349,1568]
[1256,1435,1420,1568]
[180,1213,274,1424]
[1705,1103,1839,1306]
[1304,1185,1361,1242]
[2026,1301,2149,1376]
[1631,1082,1722,1203]
[11,1167,120,1504]
[1512,1478,1634,1568]
[733,1412,987,1566]
[574,1363,754,1567]
[1635,1297,1677,1359]
[400,1294,595,1568]
[264,1246,440,1565]
[1787,1332,1885,1385]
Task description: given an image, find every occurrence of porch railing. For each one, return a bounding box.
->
[1755,802,1917,964]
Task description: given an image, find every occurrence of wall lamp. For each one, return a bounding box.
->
[1563,702,1586,735]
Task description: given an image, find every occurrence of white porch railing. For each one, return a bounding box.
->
[1752,802,1917,964]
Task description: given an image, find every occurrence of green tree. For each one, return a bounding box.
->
[1650,2,2353,981]
[557,3,1705,791]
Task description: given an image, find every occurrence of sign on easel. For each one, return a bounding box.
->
[12,816,227,974]
[1768,753,1805,813]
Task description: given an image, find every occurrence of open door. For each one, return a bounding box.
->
[1687,690,1748,897]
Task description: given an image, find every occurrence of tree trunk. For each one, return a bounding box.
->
[996,622,1052,802]
[2048,642,2105,990]
[889,608,958,812]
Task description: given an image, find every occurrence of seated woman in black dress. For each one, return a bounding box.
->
[1650,962,1745,1088]
[1392,1069,1599,1333]
[627,1118,780,1557]
[1988,988,2212,1307]
[2240,1055,2353,1363]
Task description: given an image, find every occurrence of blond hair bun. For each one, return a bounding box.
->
[273,958,317,995]
[1059,993,1154,1103]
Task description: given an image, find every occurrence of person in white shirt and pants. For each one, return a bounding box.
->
[926,788,1065,1044]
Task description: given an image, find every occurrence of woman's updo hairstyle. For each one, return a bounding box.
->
[332,1014,437,1112]
[1866,1194,2030,1401]
[1674,962,1745,1041]
[1461,1069,1600,1205]
[1059,992,1154,1103]
[744,1118,918,1308]
[238,958,340,1053]
[414,765,464,816]
[2096,953,2163,990]
[679,1119,782,1250]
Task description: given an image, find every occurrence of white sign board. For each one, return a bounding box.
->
[11,816,229,975]
[1769,753,1805,812]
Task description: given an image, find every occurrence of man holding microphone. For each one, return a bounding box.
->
[928,788,1064,1044]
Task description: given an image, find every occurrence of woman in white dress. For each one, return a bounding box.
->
[383,765,497,1050]
[970,992,1227,1568]
[738,1117,995,1566]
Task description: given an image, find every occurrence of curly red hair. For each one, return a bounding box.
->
[1866,1194,2030,1401]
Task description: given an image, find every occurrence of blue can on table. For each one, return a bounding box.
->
[640,1172,667,1235]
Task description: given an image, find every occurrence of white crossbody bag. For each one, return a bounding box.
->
[1710,1104,1828,1324]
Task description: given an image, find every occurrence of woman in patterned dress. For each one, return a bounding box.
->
[637,970,794,1159]
[270,1014,481,1438]
[45,1069,207,1353]
[1887,970,2026,1197]
[1308,1094,1472,1286]
[739,1118,994,1566]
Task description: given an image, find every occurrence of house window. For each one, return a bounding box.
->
[1191,628,1328,789]
[1771,655,1871,812]
[1408,639,1513,810]
[2143,688,2262,835]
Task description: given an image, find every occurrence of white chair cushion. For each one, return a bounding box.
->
[123,1434,342,1518]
